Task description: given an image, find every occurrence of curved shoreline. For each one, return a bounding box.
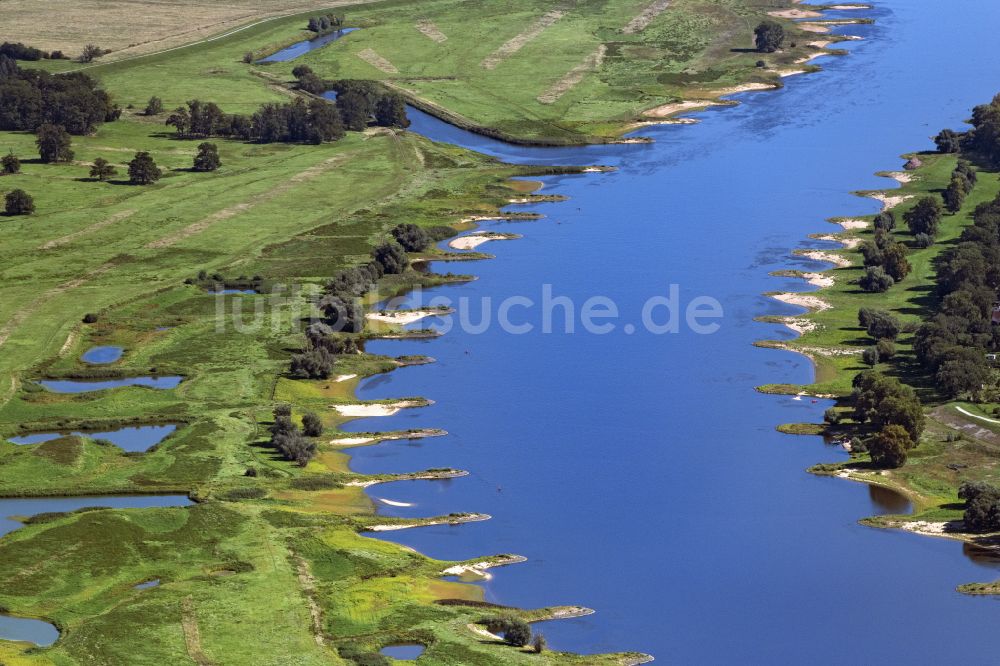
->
[334,6,884,658]
[756,145,1000,584]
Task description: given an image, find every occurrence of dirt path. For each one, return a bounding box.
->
[40,209,136,250]
[293,555,326,646]
[537,45,606,104]
[181,596,215,666]
[481,9,565,70]
[146,154,348,249]
[357,48,399,74]
[622,0,671,34]
[931,406,1000,446]
[955,406,1000,425]
[415,19,447,43]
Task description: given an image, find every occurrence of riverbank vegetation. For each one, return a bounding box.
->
[0,8,662,661]
[761,93,1000,591]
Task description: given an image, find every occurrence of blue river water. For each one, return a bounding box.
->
[8,424,177,451]
[326,1,1000,662]
[39,376,183,393]
[256,27,359,63]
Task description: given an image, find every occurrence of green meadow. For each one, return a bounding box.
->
[278,0,840,142]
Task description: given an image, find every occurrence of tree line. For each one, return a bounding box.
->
[858,160,978,295]
[293,72,410,130]
[163,88,407,145]
[0,55,119,133]
[306,14,343,33]
[913,191,1000,398]
[288,223,430,379]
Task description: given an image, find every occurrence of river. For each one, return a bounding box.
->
[330,1,1000,662]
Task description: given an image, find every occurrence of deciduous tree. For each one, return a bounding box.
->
[754,21,785,53]
[89,157,117,181]
[35,123,73,163]
[127,151,161,185]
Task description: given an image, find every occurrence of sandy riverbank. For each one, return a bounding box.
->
[332,400,427,417]
[449,232,519,250]
[771,292,833,311]
[365,309,448,325]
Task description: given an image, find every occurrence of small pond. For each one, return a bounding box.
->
[8,424,178,452]
[134,579,160,590]
[81,346,124,364]
[380,644,425,660]
[257,27,359,63]
[0,614,59,647]
[39,377,183,393]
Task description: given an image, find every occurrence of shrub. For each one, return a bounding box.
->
[82,313,98,323]
[4,188,34,215]
[934,129,961,153]
[873,211,895,231]
[823,408,840,425]
[302,412,324,437]
[272,428,316,467]
[77,44,107,63]
[876,338,896,361]
[862,346,879,367]
[532,633,546,654]
[959,482,1000,532]
[89,157,117,181]
[858,308,900,340]
[144,96,163,116]
[219,487,267,501]
[1,151,19,174]
[858,266,894,293]
[390,223,430,251]
[372,241,409,274]
[483,615,532,647]
[319,294,364,333]
[290,348,335,379]
[290,476,341,490]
